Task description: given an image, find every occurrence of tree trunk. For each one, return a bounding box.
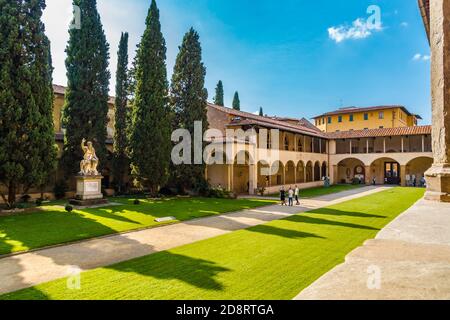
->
[8,181,16,209]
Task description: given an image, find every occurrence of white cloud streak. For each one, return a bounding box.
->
[412,53,430,61]
[328,18,382,43]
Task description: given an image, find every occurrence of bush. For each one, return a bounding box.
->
[16,203,26,209]
[159,187,174,196]
[133,199,140,205]
[65,204,73,212]
[351,177,361,185]
[35,199,43,207]
[207,186,234,199]
[54,180,68,200]
[20,194,32,203]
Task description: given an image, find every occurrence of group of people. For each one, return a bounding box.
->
[279,186,300,206]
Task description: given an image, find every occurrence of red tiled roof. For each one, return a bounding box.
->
[53,84,115,105]
[312,105,420,119]
[325,125,432,139]
[268,116,322,132]
[208,103,327,138]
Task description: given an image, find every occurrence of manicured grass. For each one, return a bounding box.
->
[0,197,276,256]
[1,187,424,300]
[268,184,364,198]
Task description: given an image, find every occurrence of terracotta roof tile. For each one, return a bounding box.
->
[325,125,431,139]
[208,103,327,138]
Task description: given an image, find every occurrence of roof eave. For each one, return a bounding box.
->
[418,0,430,43]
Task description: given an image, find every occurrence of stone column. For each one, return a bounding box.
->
[365,166,372,185]
[249,164,257,195]
[331,165,338,185]
[400,165,407,187]
[425,0,450,202]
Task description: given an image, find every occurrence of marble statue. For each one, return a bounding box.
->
[79,138,99,176]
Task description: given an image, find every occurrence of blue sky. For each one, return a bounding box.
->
[43,0,431,124]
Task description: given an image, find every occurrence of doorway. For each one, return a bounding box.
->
[384,162,400,185]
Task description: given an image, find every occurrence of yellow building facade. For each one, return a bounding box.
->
[313,106,421,132]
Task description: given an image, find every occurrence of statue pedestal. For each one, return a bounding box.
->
[70,175,108,206]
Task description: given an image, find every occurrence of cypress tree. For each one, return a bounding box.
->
[129,0,171,195]
[171,28,208,192]
[232,91,240,110]
[213,80,224,106]
[61,0,110,177]
[0,0,57,207]
[112,32,129,192]
[259,107,264,116]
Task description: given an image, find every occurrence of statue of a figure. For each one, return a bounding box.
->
[79,138,99,176]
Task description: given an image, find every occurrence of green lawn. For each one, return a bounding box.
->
[1,187,424,300]
[268,184,364,198]
[0,197,276,256]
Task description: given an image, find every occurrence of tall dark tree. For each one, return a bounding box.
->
[112,32,129,192]
[171,28,208,192]
[61,0,110,177]
[129,0,171,194]
[232,91,240,110]
[213,80,224,106]
[0,0,57,207]
[259,107,264,116]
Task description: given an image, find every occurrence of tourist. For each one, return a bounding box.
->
[280,187,286,206]
[294,185,300,205]
[288,187,294,206]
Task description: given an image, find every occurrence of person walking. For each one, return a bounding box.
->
[280,187,286,206]
[294,185,300,205]
[288,187,294,207]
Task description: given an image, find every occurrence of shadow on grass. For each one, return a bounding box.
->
[246,225,326,240]
[285,215,379,231]
[308,208,387,219]
[81,207,142,225]
[108,251,231,291]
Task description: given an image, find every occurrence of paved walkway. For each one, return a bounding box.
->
[0,186,388,295]
[295,198,450,300]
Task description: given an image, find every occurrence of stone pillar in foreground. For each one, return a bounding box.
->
[425,0,450,202]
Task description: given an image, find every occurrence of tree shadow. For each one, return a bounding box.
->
[308,208,386,219]
[245,225,326,240]
[285,215,379,231]
[81,207,143,225]
[107,251,231,292]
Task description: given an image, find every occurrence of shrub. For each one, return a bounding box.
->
[16,203,26,209]
[20,194,32,203]
[133,199,140,205]
[65,204,73,213]
[54,180,68,200]
[35,199,43,207]
[351,178,361,185]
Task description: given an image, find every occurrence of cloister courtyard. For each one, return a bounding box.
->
[2,0,450,304]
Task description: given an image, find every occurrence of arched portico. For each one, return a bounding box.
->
[296,161,305,183]
[305,161,313,182]
[314,161,321,181]
[285,161,296,185]
[404,156,433,187]
[337,158,366,184]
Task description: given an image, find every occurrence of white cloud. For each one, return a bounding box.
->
[400,22,409,27]
[412,53,430,61]
[328,18,382,43]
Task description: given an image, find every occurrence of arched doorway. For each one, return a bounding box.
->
[405,157,433,187]
[270,161,285,186]
[285,161,295,185]
[257,160,270,188]
[337,158,366,184]
[233,151,251,194]
[305,161,313,182]
[296,161,305,183]
[370,157,401,185]
[314,161,321,181]
[322,162,328,178]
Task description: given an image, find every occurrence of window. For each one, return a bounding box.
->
[349,114,354,122]
[338,115,343,123]
[364,113,369,120]
[327,117,332,124]
[364,128,368,130]
[284,136,289,151]
[379,126,384,129]
[379,112,384,119]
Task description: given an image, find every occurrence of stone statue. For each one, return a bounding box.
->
[79,138,99,176]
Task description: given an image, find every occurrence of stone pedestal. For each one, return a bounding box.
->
[424,0,450,202]
[425,165,450,202]
[70,175,107,206]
